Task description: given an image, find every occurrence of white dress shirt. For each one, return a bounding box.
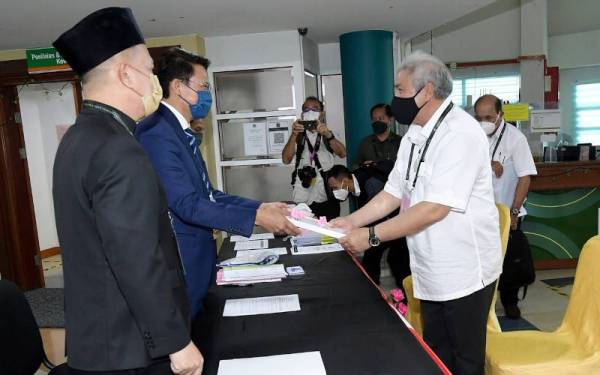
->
[384,97,502,301]
[162,101,190,131]
[291,131,336,205]
[488,120,538,215]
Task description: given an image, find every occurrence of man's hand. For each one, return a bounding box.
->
[316,120,332,139]
[329,216,357,233]
[338,227,370,254]
[169,341,203,375]
[491,161,504,178]
[255,202,302,236]
[292,121,305,136]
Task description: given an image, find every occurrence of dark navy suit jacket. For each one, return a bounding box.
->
[136,103,260,316]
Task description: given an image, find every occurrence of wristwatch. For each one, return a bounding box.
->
[326,132,335,140]
[511,207,520,216]
[368,226,381,247]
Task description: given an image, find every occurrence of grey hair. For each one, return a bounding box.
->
[398,51,453,100]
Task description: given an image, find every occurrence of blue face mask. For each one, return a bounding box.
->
[190,90,212,120]
[181,85,213,120]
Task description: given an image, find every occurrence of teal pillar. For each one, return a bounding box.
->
[340,30,395,166]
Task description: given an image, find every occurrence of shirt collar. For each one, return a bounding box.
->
[162,101,190,131]
[351,174,361,196]
[407,96,452,146]
[82,100,136,134]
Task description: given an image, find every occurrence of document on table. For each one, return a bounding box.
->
[217,351,327,375]
[234,239,269,251]
[223,294,300,317]
[236,247,288,258]
[230,233,275,242]
[292,243,344,255]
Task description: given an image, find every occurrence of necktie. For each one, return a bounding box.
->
[184,128,215,202]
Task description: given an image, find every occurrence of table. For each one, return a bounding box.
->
[192,237,449,375]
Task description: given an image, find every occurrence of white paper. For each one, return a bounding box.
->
[243,122,268,155]
[236,248,288,258]
[286,217,346,239]
[267,123,290,154]
[217,351,326,375]
[230,233,275,242]
[223,294,300,317]
[292,243,344,255]
[234,239,269,251]
[222,264,287,282]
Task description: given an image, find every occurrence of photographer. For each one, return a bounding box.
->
[282,97,347,220]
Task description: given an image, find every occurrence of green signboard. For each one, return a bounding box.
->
[26,47,71,74]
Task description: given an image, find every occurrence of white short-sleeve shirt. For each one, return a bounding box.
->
[488,121,538,215]
[291,131,336,205]
[384,97,502,301]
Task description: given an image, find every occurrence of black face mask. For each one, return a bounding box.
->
[391,88,425,125]
[372,121,388,135]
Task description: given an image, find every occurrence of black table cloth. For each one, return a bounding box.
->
[192,237,449,375]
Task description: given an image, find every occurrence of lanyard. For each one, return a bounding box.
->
[83,102,133,136]
[405,102,454,189]
[304,134,322,165]
[490,122,507,161]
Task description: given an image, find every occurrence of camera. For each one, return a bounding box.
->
[298,110,319,131]
[297,166,317,188]
[298,28,308,36]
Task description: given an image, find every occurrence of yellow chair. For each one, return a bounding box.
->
[485,235,600,375]
[403,204,511,336]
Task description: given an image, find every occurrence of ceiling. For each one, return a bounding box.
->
[548,0,600,36]
[0,0,494,50]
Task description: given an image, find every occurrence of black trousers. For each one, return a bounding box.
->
[361,237,411,289]
[499,222,523,308]
[421,281,496,375]
[310,199,341,221]
[64,359,173,374]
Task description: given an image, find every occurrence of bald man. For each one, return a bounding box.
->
[474,94,537,320]
[53,8,202,374]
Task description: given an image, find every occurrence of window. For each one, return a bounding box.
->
[574,82,600,144]
[451,75,520,109]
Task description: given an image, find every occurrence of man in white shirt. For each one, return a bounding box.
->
[475,94,538,320]
[282,97,347,220]
[333,51,502,375]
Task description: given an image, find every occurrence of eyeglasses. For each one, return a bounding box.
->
[185,79,211,92]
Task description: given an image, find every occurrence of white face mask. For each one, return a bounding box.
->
[333,188,349,201]
[302,110,320,122]
[480,121,497,135]
[480,112,502,136]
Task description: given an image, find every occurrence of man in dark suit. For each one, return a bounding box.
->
[52,8,202,374]
[136,48,300,318]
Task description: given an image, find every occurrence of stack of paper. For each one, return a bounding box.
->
[286,216,345,239]
[233,239,269,251]
[217,264,288,286]
[292,243,345,255]
[230,233,275,242]
[293,230,323,247]
[223,294,301,317]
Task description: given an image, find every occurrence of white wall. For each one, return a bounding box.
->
[318,43,341,75]
[410,0,521,63]
[205,30,301,68]
[18,82,76,251]
[302,37,320,74]
[548,29,600,69]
